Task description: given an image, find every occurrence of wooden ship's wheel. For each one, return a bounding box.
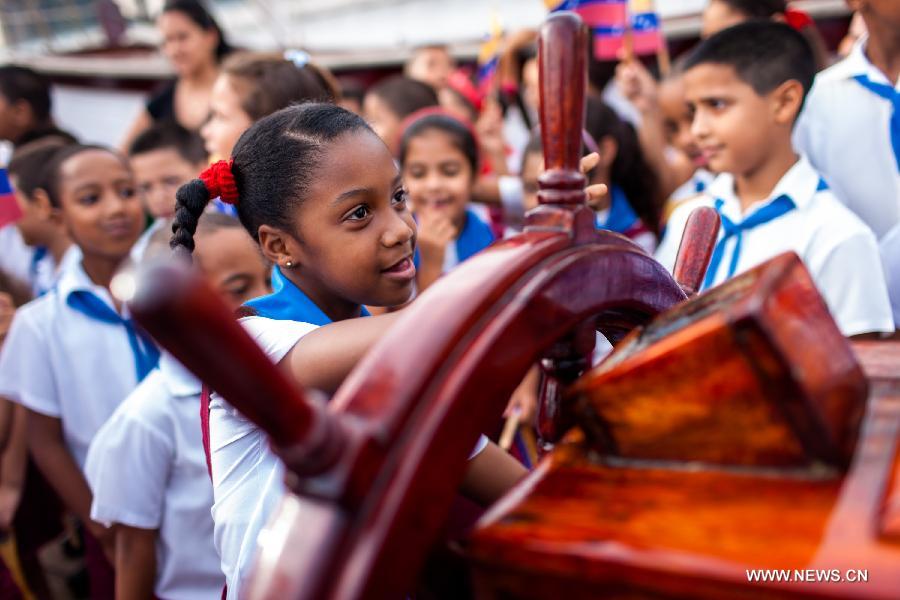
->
[127,12,900,600]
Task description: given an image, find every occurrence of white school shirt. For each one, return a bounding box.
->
[670,168,715,204]
[0,224,35,285]
[31,245,81,297]
[210,316,319,600]
[794,36,900,239]
[85,353,224,600]
[881,223,900,328]
[130,218,167,263]
[655,157,894,337]
[0,258,141,469]
[211,316,490,599]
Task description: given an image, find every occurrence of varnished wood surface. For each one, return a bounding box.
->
[469,342,900,599]
[571,253,867,469]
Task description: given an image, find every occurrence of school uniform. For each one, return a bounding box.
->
[794,36,900,239]
[0,256,159,469]
[210,268,487,599]
[655,156,894,337]
[0,224,35,287]
[670,168,715,203]
[30,245,80,297]
[595,185,656,253]
[85,353,224,600]
[880,223,900,328]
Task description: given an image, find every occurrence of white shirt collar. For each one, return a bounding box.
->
[56,256,117,306]
[157,352,202,397]
[833,35,898,89]
[707,156,822,218]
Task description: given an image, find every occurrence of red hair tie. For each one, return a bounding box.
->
[784,8,813,31]
[200,159,239,205]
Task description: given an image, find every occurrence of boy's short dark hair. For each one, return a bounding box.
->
[367,75,439,119]
[128,121,207,165]
[0,65,52,121]
[8,136,73,198]
[684,21,815,109]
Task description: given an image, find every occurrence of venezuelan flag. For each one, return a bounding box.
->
[547,0,662,61]
[0,168,23,228]
[477,12,504,86]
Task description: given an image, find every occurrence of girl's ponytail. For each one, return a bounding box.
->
[171,159,239,259]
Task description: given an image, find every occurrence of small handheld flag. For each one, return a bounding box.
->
[0,168,24,228]
[477,12,504,89]
[547,0,664,62]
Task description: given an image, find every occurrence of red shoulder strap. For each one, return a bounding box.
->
[200,384,213,480]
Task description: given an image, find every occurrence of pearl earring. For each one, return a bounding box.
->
[285,260,294,268]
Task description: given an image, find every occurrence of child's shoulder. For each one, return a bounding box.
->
[238,315,322,363]
[104,369,174,437]
[803,186,877,244]
[9,289,62,333]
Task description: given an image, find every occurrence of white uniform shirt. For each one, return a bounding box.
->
[794,36,900,239]
[881,223,900,328]
[0,258,141,469]
[86,353,224,600]
[210,316,319,600]
[655,157,894,337]
[0,224,35,285]
[31,245,81,297]
[210,315,490,599]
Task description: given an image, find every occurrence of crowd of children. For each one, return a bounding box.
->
[0,0,896,598]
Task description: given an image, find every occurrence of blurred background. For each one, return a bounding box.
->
[0,0,852,147]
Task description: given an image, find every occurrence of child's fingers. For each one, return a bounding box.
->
[586,184,608,207]
[580,152,600,175]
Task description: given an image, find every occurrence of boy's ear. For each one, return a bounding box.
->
[770,79,805,125]
[31,188,59,222]
[257,224,302,270]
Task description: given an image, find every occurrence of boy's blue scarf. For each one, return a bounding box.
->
[595,185,639,233]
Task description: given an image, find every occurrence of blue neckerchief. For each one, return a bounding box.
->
[245,266,370,324]
[702,194,797,291]
[853,74,900,171]
[596,186,639,234]
[695,179,706,194]
[413,207,494,269]
[66,290,160,381]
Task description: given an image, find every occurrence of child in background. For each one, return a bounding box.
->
[655,22,893,337]
[169,103,526,596]
[583,97,660,252]
[398,111,494,291]
[0,144,151,598]
[128,122,207,259]
[201,51,337,162]
[362,75,439,152]
[85,213,269,600]
[615,58,714,222]
[701,0,829,70]
[404,44,455,91]
[794,0,900,240]
[7,137,78,296]
[0,65,73,148]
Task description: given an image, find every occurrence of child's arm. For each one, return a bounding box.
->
[0,403,27,531]
[26,410,113,556]
[461,440,528,506]
[114,525,157,600]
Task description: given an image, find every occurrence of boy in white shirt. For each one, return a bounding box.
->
[656,21,893,338]
[794,0,900,239]
[85,214,270,600]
